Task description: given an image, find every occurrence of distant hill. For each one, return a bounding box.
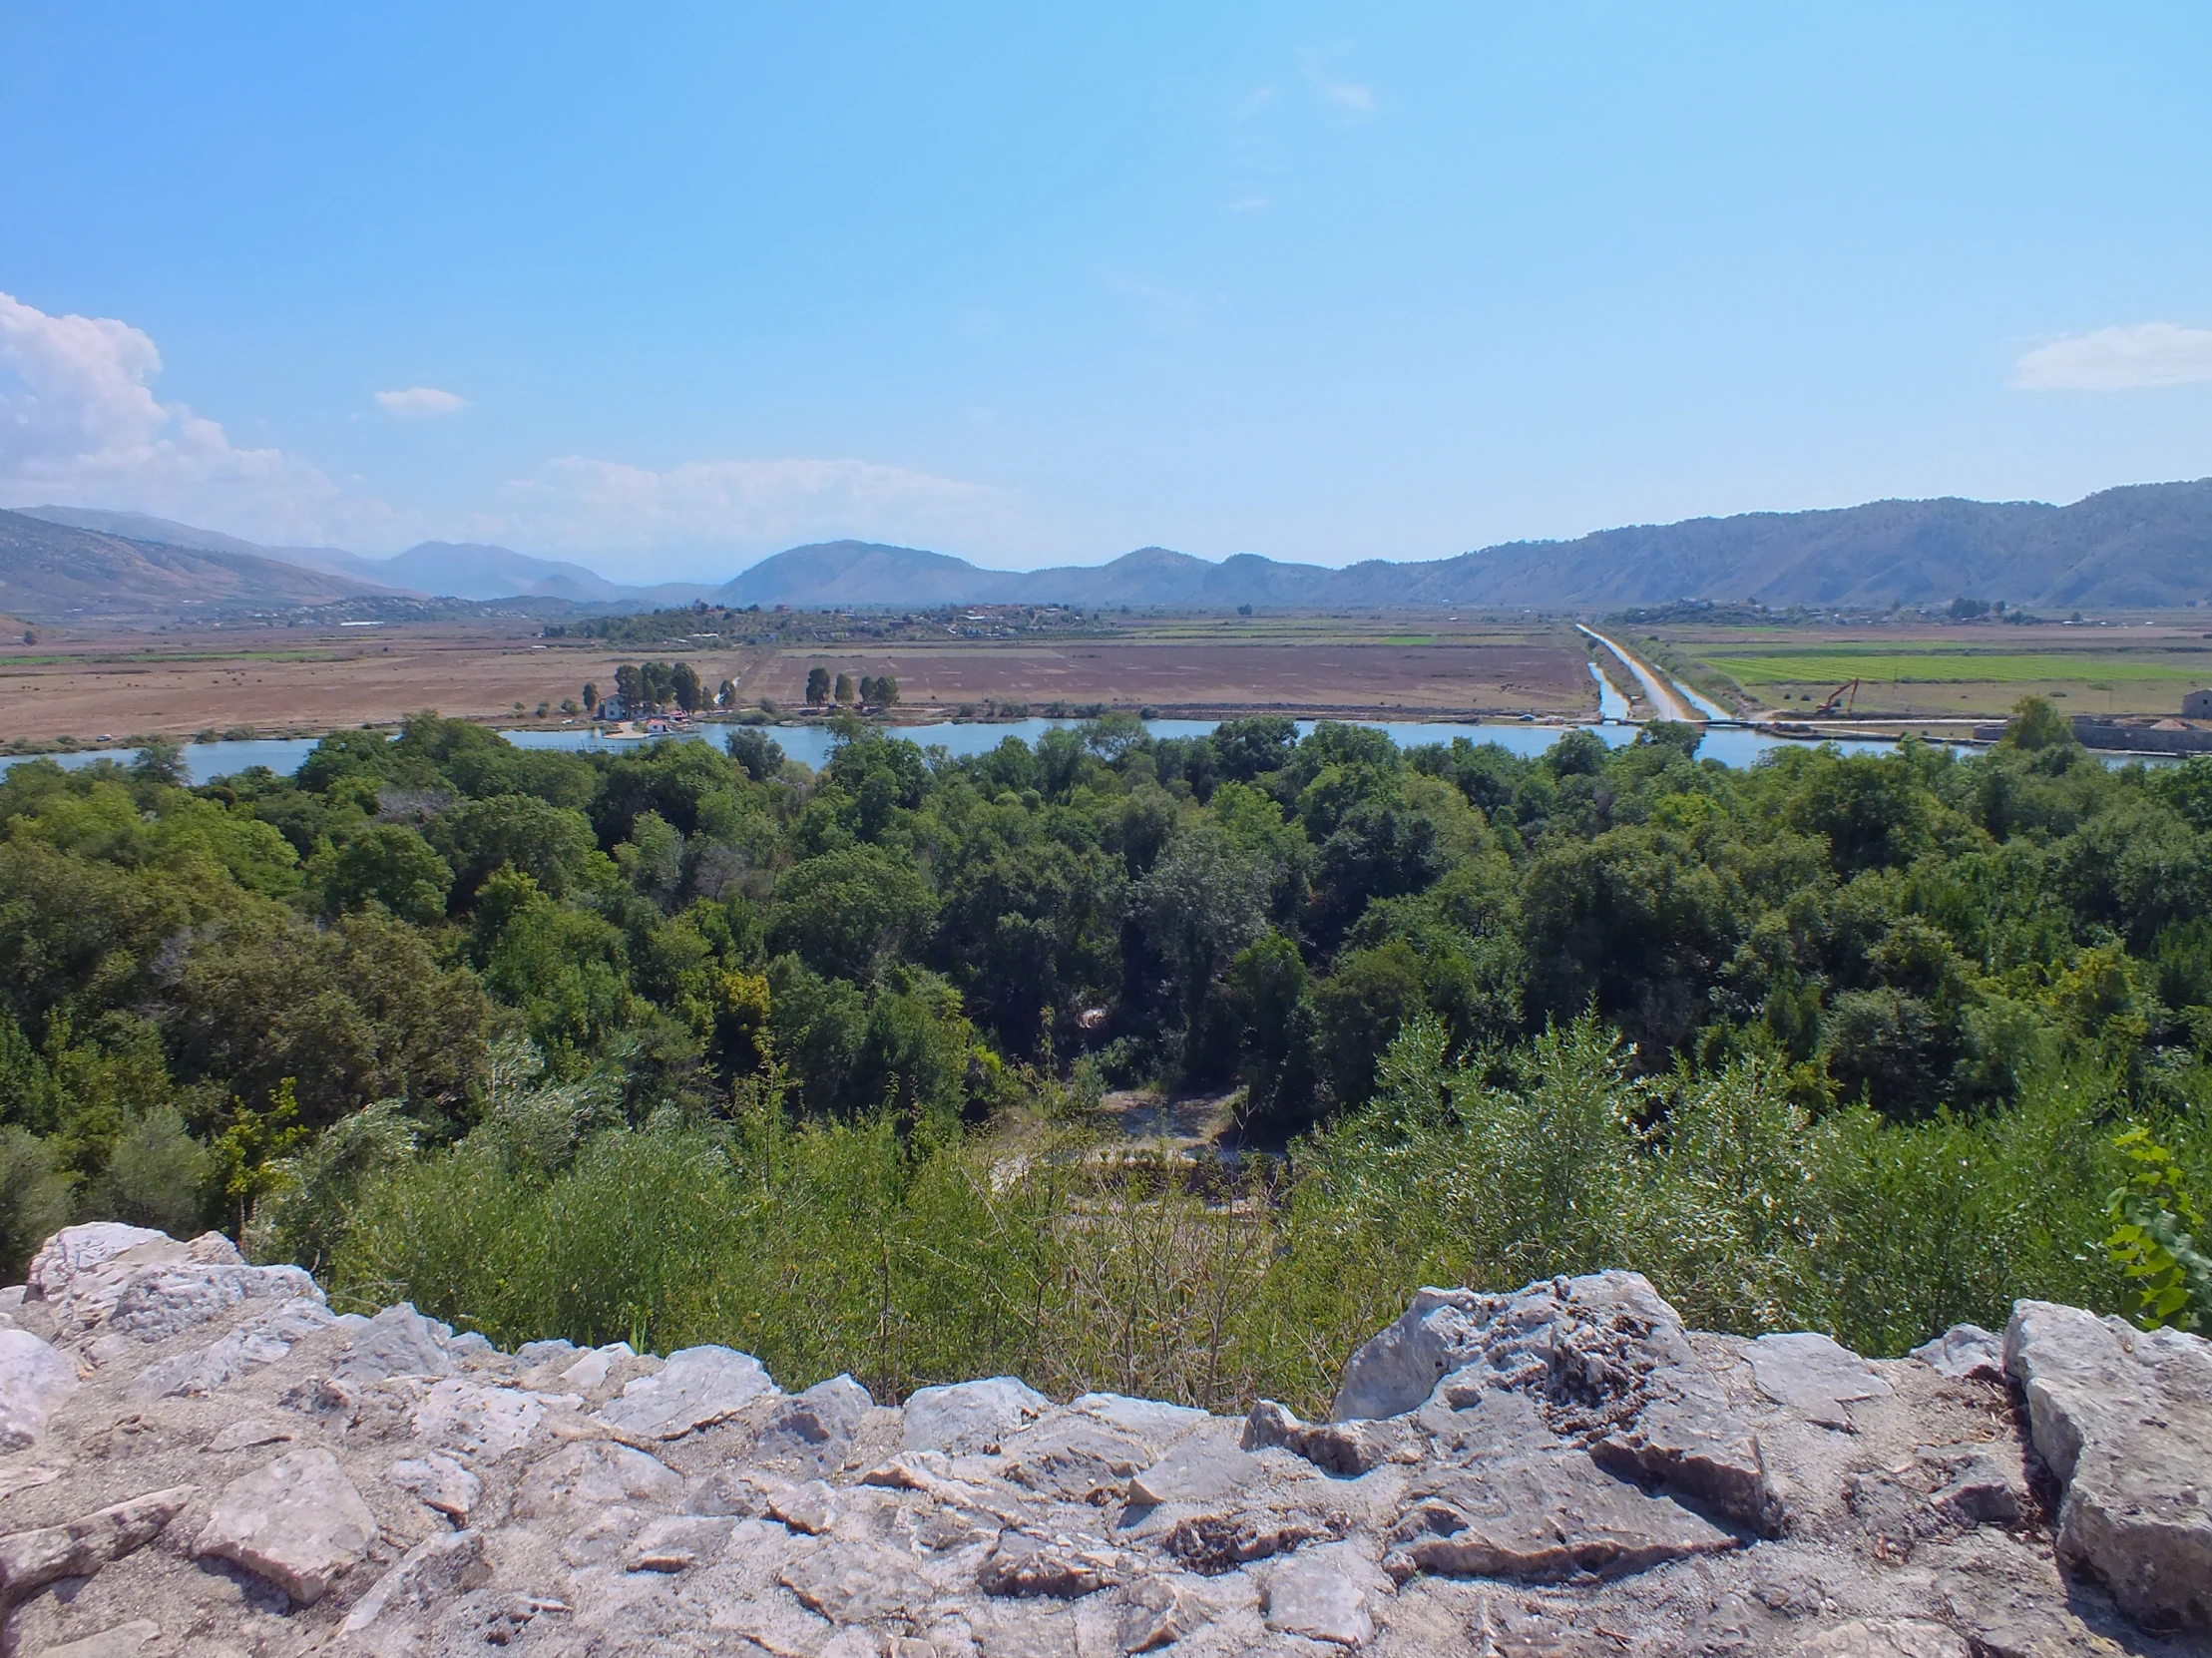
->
[718,541,1028,608]
[0,510,398,620]
[718,481,2212,612]
[362,542,630,603]
[716,542,1342,609]
[12,507,723,609]
[1391,480,2212,611]
[15,477,2212,617]
[19,506,377,585]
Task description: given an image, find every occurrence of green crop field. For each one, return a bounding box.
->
[1653,625,2212,718]
[1704,650,2212,686]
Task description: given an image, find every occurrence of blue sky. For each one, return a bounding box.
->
[2,3,2208,580]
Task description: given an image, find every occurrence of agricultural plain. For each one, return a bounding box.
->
[1646,615,2212,720]
[0,612,1601,746]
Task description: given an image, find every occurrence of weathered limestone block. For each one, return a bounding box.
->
[594,1343,775,1439]
[410,1377,561,1462]
[1791,1617,1973,1657]
[0,1329,78,1449]
[0,1485,196,1601]
[342,1528,490,1638]
[976,1530,1131,1598]
[204,1418,294,1453]
[1908,1323,2005,1382]
[1002,1415,1152,1500]
[94,1256,321,1353]
[861,1451,1028,1525]
[1114,1577,1210,1652]
[1242,1400,1391,1474]
[333,1303,463,1383]
[1072,1391,1209,1446]
[768,1478,839,1535]
[1126,1437,1260,1506]
[903,1375,1050,1455]
[623,1513,733,1571]
[389,1453,481,1520]
[23,1224,170,1305]
[512,1440,681,1522]
[1333,1272,1779,1534]
[1161,1511,1328,1575]
[1384,1451,1739,1583]
[29,1622,162,1658]
[30,1227,253,1348]
[135,1294,336,1397]
[779,1538,935,1623]
[2,1225,2200,1654]
[1745,1332,1893,1429]
[1264,1556,1373,1647]
[195,1448,377,1605]
[2004,1299,2212,1631]
[754,1373,871,1467]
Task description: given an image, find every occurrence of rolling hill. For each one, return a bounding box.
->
[0,510,399,621]
[720,482,2212,612]
[11,508,702,606]
[13,477,2212,617]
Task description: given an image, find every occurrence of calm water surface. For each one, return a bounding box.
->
[1,715,1918,785]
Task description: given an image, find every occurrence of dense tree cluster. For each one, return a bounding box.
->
[0,701,2206,1361]
[605,660,710,715]
[804,669,898,708]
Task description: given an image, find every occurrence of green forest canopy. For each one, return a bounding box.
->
[0,703,2205,1407]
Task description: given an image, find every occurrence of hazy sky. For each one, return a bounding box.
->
[3,3,2209,579]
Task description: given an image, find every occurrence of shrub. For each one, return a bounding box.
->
[84,1108,210,1238]
[0,1128,72,1281]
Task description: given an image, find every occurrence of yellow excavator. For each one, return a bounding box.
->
[1814,678,1861,718]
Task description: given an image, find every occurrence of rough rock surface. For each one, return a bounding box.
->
[0,1227,2201,1657]
[2005,1300,2212,1632]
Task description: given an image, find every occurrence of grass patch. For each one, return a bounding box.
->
[313,1019,2184,1415]
[1705,651,2212,686]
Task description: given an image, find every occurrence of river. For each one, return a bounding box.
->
[0,714,1917,786]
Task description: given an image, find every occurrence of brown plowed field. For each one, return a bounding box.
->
[0,621,1594,744]
[747,639,1588,716]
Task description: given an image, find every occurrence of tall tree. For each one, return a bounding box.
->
[671,661,704,712]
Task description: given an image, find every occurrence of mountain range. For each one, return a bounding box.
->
[0,509,394,621]
[16,507,716,607]
[6,478,2210,622]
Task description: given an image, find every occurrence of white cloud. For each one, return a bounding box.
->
[0,289,402,546]
[489,454,1021,562]
[0,291,1017,571]
[2012,323,2212,392]
[375,385,469,418]
[1298,45,1375,119]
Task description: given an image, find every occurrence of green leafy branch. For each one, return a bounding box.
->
[211,1077,307,1237]
[2104,1125,2212,1333]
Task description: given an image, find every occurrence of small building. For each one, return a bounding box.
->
[2184,688,2212,719]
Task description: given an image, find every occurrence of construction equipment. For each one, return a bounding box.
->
[1814,678,1860,718]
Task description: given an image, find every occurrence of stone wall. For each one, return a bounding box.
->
[0,1222,2204,1656]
